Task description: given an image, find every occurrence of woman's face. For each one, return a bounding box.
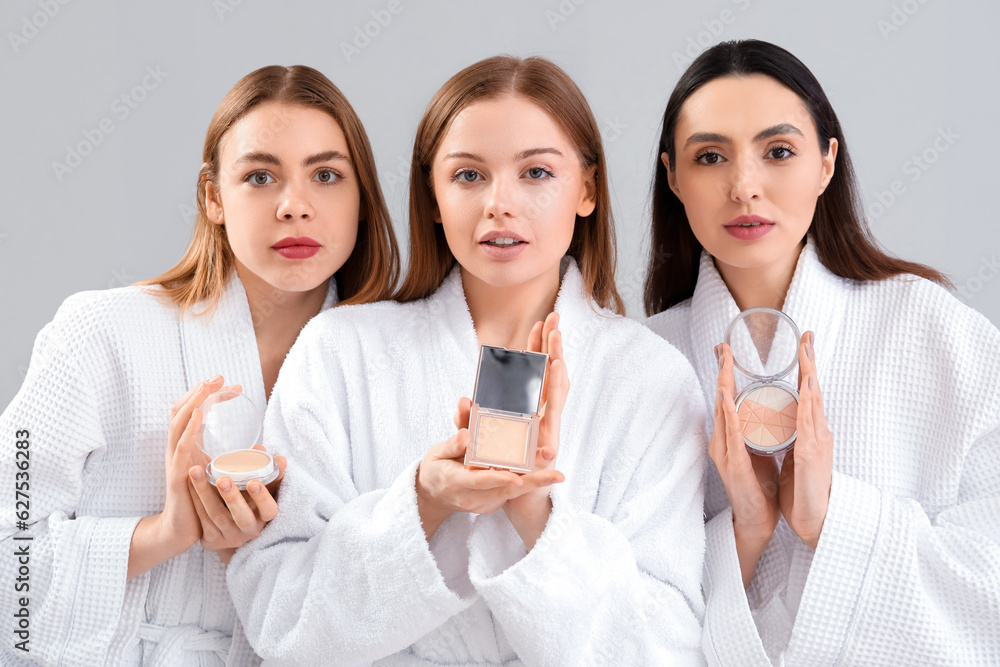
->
[206,101,360,295]
[430,95,596,292]
[665,74,837,274]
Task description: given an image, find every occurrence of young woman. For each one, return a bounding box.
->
[0,65,398,665]
[228,56,708,665]
[644,40,1000,666]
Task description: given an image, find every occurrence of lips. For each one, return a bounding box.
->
[479,230,528,259]
[272,236,320,259]
[724,215,775,241]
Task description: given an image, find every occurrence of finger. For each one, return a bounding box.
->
[168,378,223,454]
[540,312,560,356]
[246,479,279,523]
[519,468,565,488]
[214,476,258,533]
[188,476,223,542]
[718,343,737,397]
[527,321,544,353]
[797,332,815,390]
[431,430,469,461]
[171,407,204,472]
[456,467,524,490]
[189,464,233,534]
[709,387,727,467]
[170,375,223,418]
[453,396,472,430]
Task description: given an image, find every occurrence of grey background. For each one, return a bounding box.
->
[2,0,998,407]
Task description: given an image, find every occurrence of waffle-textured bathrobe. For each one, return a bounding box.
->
[227,260,709,666]
[645,241,1000,666]
[0,275,336,666]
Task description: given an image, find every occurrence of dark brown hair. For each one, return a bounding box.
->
[644,39,948,316]
[395,55,624,315]
[141,65,399,312]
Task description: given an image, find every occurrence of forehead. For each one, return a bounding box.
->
[437,95,576,156]
[677,74,816,139]
[219,102,349,159]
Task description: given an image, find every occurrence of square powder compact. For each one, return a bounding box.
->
[725,307,802,456]
[464,345,548,474]
[196,389,279,490]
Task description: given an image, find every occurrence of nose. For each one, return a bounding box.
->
[484,175,514,220]
[729,157,763,203]
[276,180,314,221]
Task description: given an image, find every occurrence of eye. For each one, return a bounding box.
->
[314,169,340,184]
[452,169,481,183]
[767,145,796,160]
[695,150,724,165]
[245,171,275,186]
[524,167,554,180]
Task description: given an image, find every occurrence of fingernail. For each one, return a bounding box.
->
[808,331,815,346]
[806,343,814,360]
[248,481,261,494]
[808,375,814,389]
[717,388,725,403]
[191,467,204,482]
[218,478,232,492]
[715,346,722,370]
[210,374,222,382]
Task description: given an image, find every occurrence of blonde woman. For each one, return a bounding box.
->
[0,65,398,665]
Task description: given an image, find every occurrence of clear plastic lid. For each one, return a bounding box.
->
[724,307,801,382]
[196,389,262,460]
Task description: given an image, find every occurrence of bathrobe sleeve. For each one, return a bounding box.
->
[464,345,709,666]
[703,402,1000,663]
[0,302,148,666]
[226,317,477,665]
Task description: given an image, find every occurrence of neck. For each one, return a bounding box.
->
[462,263,561,350]
[716,243,804,311]
[234,262,329,399]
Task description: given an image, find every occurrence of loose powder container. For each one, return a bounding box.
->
[197,389,277,489]
[725,307,801,456]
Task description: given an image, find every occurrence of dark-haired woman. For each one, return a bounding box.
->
[229,55,708,664]
[645,39,1000,666]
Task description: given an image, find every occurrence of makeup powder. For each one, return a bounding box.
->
[737,386,798,450]
[474,415,529,466]
[212,449,271,473]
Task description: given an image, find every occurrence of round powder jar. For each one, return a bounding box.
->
[724,307,802,456]
[197,389,276,489]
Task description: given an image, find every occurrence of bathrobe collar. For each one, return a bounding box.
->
[179,273,338,412]
[688,237,848,395]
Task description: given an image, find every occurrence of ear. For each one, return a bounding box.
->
[205,179,224,225]
[818,138,838,195]
[575,165,598,218]
[661,152,682,202]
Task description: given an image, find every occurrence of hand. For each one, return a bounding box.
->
[502,312,569,550]
[778,331,833,549]
[712,344,780,588]
[128,375,227,578]
[188,443,287,565]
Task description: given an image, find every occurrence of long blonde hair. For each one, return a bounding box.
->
[141,65,399,312]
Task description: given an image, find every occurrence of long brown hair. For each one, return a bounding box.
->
[644,40,948,316]
[395,55,624,315]
[141,65,399,312]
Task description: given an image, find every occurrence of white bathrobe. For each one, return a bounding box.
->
[645,240,1000,666]
[0,274,336,666]
[227,259,709,666]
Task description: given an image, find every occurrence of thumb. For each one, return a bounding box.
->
[436,429,470,461]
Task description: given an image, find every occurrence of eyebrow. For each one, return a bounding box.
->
[234,150,352,167]
[441,147,565,162]
[683,123,805,148]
